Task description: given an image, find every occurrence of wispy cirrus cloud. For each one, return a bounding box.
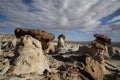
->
[0,0,120,33]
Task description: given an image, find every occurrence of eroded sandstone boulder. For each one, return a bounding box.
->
[82,55,104,80]
[7,35,50,75]
[14,28,55,51]
[72,55,104,80]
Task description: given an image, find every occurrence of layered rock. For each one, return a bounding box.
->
[7,35,50,75]
[1,39,17,52]
[91,33,118,75]
[108,46,120,58]
[91,33,111,60]
[14,28,55,51]
[0,58,10,75]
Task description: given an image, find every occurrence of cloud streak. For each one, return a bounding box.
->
[0,0,120,32]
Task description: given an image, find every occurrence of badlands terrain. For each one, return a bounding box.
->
[0,33,120,80]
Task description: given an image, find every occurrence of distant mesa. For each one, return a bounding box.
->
[0,34,15,42]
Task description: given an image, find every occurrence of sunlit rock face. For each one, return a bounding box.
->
[83,55,104,80]
[7,35,50,75]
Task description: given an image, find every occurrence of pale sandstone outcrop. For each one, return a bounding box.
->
[1,39,17,52]
[7,35,50,75]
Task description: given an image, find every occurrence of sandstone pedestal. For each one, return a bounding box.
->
[7,35,50,75]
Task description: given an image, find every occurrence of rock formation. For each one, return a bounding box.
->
[57,34,65,49]
[79,54,104,80]
[0,58,10,75]
[55,34,68,53]
[51,52,104,80]
[91,33,118,75]
[7,35,50,75]
[14,28,55,51]
[0,33,119,79]
[108,46,120,58]
[91,34,111,60]
[1,39,17,52]
[94,33,111,44]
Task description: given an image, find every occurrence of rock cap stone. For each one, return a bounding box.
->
[58,34,65,40]
[14,28,55,50]
[94,33,111,44]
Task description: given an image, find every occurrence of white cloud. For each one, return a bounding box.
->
[108,16,120,23]
[110,24,120,33]
[105,16,120,35]
[0,0,120,32]
[96,23,120,35]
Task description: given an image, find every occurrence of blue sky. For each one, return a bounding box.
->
[0,0,120,42]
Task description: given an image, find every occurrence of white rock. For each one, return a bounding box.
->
[108,46,120,58]
[1,39,17,52]
[8,35,50,75]
[0,59,10,75]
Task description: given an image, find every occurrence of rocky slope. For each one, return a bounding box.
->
[0,34,120,80]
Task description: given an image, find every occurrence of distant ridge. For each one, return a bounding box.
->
[0,34,119,47]
[0,34,16,42]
